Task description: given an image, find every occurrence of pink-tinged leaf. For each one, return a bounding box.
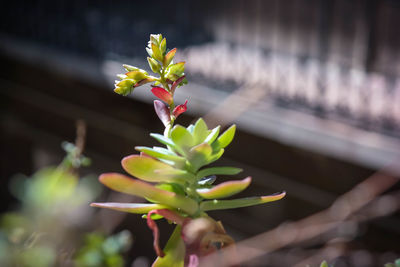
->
[196,177,252,199]
[140,151,154,159]
[147,209,187,258]
[200,191,286,211]
[164,48,177,66]
[154,100,171,127]
[90,202,169,214]
[151,87,173,104]
[173,100,188,118]
[171,75,186,93]
[152,225,185,267]
[122,155,194,183]
[99,173,198,214]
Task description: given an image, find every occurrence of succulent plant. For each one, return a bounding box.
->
[91,34,285,267]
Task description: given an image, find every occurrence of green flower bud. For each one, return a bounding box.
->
[160,38,167,55]
[114,79,134,96]
[123,64,139,72]
[147,57,161,73]
[126,70,148,81]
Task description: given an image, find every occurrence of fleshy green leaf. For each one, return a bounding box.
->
[122,155,190,183]
[160,38,167,54]
[148,57,161,73]
[152,43,163,62]
[200,191,286,211]
[192,118,209,145]
[196,177,251,199]
[164,48,177,66]
[90,202,169,214]
[125,70,148,81]
[156,183,186,196]
[154,168,195,183]
[187,143,212,171]
[320,261,329,267]
[166,62,185,80]
[171,125,194,153]
[207,149,224,164]
[114,79,134,96]
[204,126,220,144]
[135,146,185,164]
[123,64,139,72]
[152,225,185,267]
[196,167,243,180]
[150,134,185,155]
[99,173,198,214]
[212,125,236,151]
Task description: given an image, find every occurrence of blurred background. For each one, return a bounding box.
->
[1,0,399,266]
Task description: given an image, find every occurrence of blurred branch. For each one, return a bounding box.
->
[74,119,86,159]
[200,166,399,266]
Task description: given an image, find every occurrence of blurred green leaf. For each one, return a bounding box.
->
[156,183,186,196]
[166,62,185,80]
[153,168,195,183]
[171,125,194,153]
[98,173,198,214]
[212,125,236,151]
[114,79,134,96]
[164,48,177,67]
[193,118,209,145]
[196,167,242,180]
[204,126,220,144]
[320,260,329,267]
[123,64,139,72]
[148,57,161,73]
[135,146,185,166]
[200,191,286,211]
[207,149,225,165]
[122,155,188,183]
[152,43,163,62]
[90,203,170,214]
[160,38,167,55]
[150,134,185,155]
[187,143,212,171]
[18,246,56,267]
[196,177,251,199]
[125,70,148,81]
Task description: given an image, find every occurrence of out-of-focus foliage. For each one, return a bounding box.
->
[0,143,131,267]
[385,259,400,267]
[74,231,132,267]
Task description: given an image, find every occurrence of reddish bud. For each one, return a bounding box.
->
[173,100,188,118]
[151,87,173,104]
[154,100,171,127]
